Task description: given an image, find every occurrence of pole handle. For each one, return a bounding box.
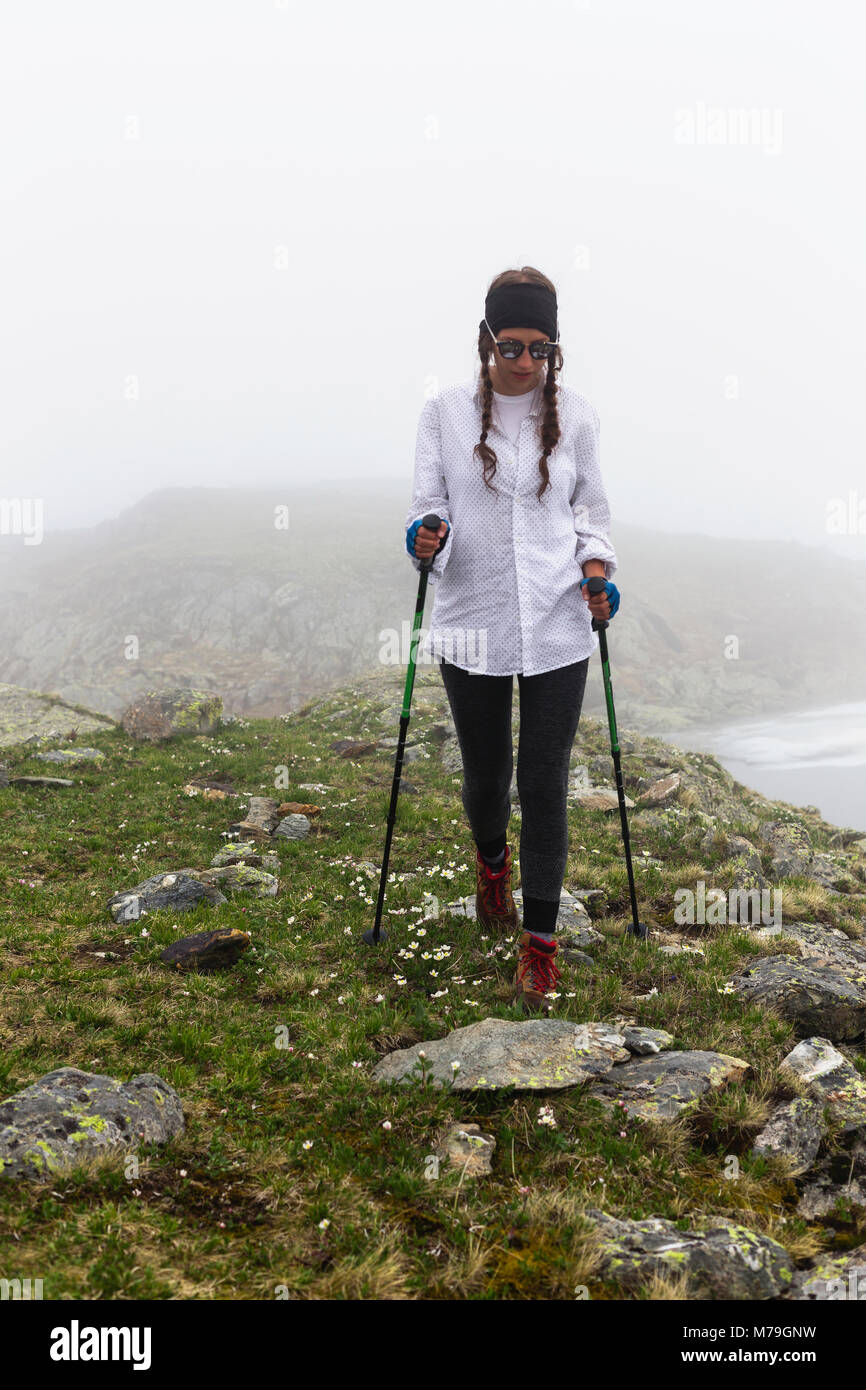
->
[417,512,444,571]
[585,574,608,630]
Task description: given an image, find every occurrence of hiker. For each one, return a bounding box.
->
[404,266,621,1014]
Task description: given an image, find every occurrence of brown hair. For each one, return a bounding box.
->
[473,266,563,502]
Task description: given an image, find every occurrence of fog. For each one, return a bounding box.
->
[1,0,864,556]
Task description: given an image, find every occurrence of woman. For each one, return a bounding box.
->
[404,266,620,1014]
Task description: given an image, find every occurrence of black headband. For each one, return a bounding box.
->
[481,281,558,342]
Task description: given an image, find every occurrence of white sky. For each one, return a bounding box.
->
[1,0,864,552]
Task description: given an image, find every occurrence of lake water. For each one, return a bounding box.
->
[664,700,866,834]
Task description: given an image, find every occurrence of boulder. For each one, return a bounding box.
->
[783,1246,866,1300]
[0,1067,184,1180]
[121,687,222,742]
[750,1096,826,1171]
[274,814,311,841]
[780,1037,866,1133]
[586,1208,794,1300]
[639,773,681,807]
[107,870,227,924]
[160,927,250,972]
[731,947,866,1043]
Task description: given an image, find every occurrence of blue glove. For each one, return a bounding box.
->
[406,517,450,559]
[580,576,620,619]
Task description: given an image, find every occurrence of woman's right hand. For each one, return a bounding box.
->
[411,520,450,559]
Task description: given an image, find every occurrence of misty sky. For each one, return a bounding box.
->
[1,0,864,553]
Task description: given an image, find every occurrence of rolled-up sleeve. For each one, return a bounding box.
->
[570,403,617,580]
[403,395,454,581]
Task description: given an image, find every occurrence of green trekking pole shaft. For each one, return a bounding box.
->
[585,576,649,941]
[363,512,444,946]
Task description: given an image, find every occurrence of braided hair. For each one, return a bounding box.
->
[473,266,564,503]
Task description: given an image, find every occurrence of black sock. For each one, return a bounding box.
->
[481,846,506,869]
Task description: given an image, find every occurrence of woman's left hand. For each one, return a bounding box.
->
[580,577,620,622]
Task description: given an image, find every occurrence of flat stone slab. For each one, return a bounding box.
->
[107,870,227,924]
[371,1017,631,1091]
[8,775,74,787]
[589,1050,750,1121]
[0,1067,184,1180]
[34,746,105,765]
[586,1208,794,1300]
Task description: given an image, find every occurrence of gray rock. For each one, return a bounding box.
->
[639,772,681,807]
[8,775,74,787]
[186,864,278,897]
[121,687,222,742]
[273,814,311,840]
[559,947,596,968]
[757,819,814,877]
[780,1037,866,1133]
[0,1067,184,1180]
[621,1026,675,1055]
[569,888,609,919]
[371,1017,631,1091]
[632,810,669,833]
[210,840,280,872]
[586,1208,795,1300]
[589,1049,750,1121]
[750,1096,826,1171]
[731,953,866,1043]
[784,1246,866,1299]
[107,870,227,924]
[795,1142,866,1221]
[434,1122,496,1177]
[571,788,636,812]
[34,746,105,765]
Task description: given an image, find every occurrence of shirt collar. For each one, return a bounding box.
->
[470,377,543,418]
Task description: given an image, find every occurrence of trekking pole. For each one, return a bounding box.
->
[585,575,649,941]
[362,511,444,947]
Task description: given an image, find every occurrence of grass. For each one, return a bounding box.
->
[0,667,865,1300]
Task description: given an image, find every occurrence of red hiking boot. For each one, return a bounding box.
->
[514,931,562,1014]
[475,843,520,934]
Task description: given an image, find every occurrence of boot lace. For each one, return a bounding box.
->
[519,940,561,995]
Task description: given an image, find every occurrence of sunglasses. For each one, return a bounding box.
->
[484,317,559,360]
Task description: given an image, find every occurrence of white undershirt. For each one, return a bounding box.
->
[492,384,540,445]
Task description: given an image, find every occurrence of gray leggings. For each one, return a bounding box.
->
[439,655,589,932]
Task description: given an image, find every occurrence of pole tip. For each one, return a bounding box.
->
[626,921,650,940]
[362,927,388,946]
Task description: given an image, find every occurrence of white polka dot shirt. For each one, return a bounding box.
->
[404,375,618,676]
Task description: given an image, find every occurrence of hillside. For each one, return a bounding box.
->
[1,485,865,734]
[1,667,865,1300]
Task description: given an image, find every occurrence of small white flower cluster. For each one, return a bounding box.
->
[537,1104,557,1128]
